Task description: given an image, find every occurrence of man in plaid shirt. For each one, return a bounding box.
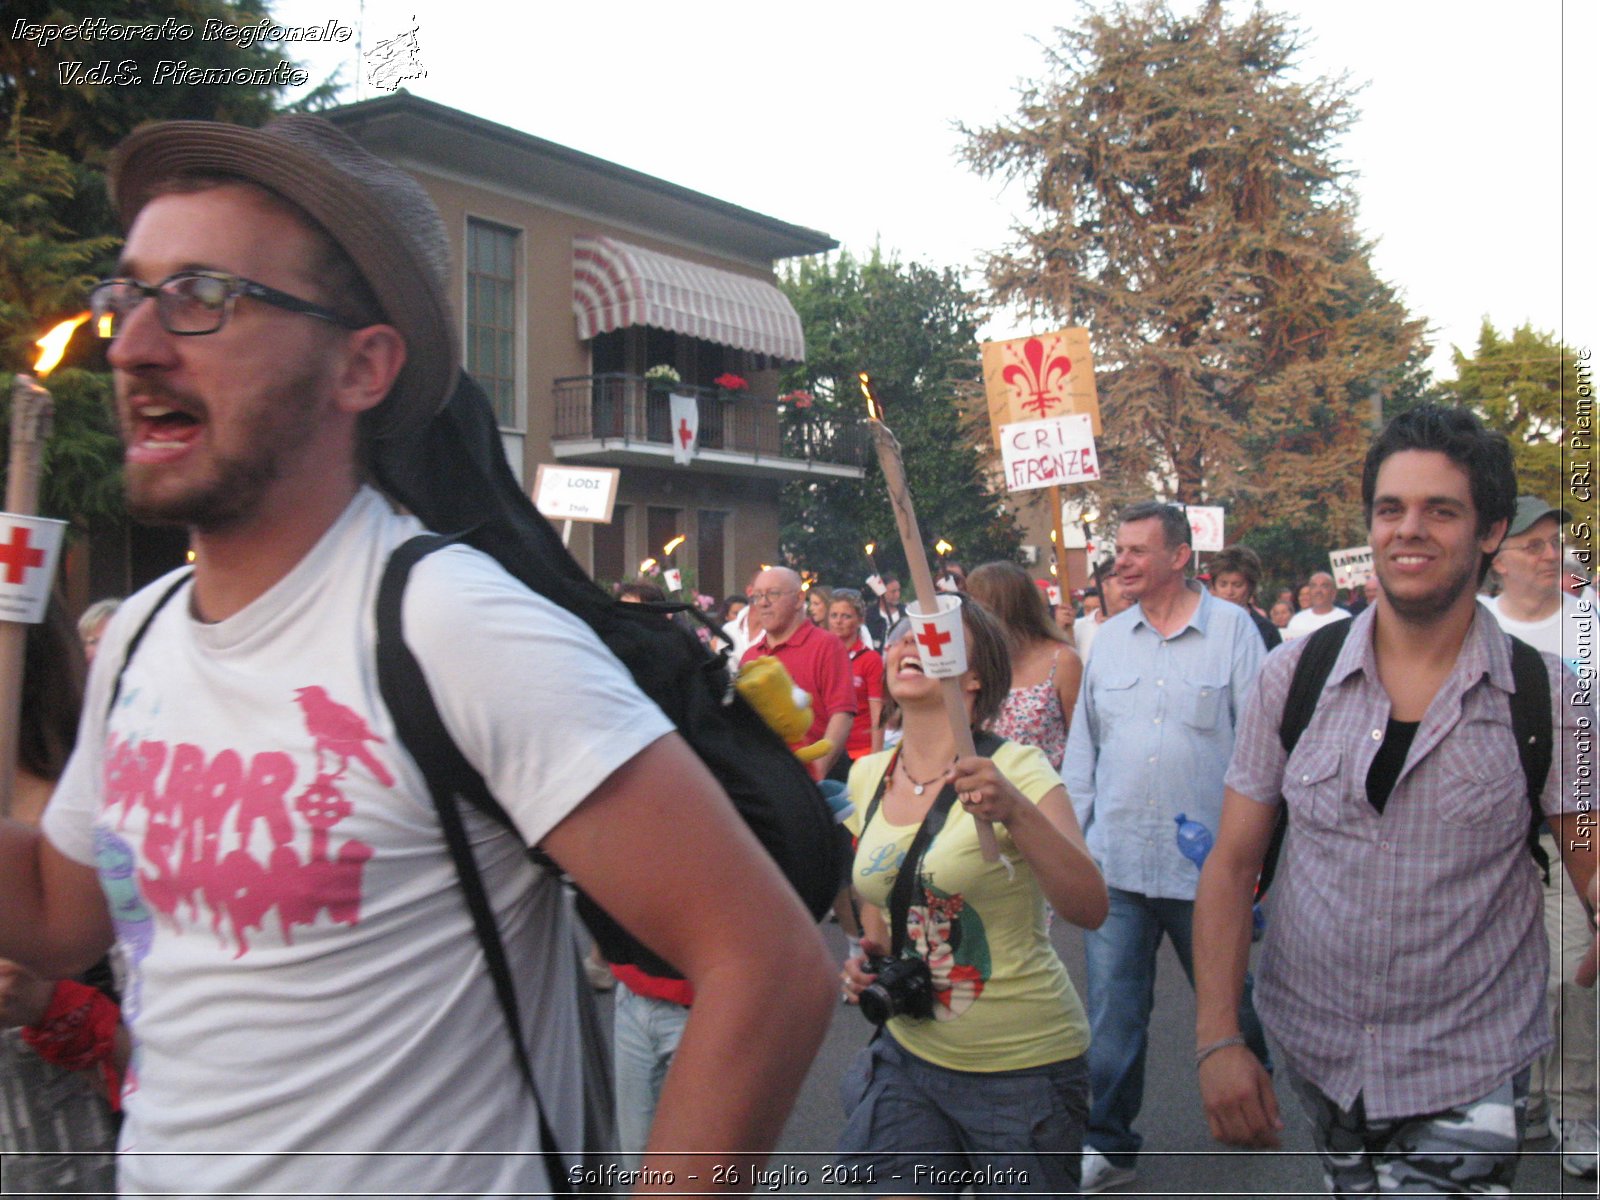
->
[1193,404,1598,1194]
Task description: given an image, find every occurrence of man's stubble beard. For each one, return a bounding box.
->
[123,372,331,534]
[1378,553,1483,624]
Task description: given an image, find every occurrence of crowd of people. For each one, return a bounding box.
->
[0,109,1594,1200]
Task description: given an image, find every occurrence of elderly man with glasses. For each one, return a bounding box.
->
[741,567,856,781]
[1482,496,1598,1179]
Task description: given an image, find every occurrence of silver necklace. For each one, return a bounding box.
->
[898,752,948,796]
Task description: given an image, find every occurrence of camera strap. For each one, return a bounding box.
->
[861,732,1004,959]
[887,780,960,958]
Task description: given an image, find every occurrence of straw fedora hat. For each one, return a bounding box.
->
[109,115,459,437]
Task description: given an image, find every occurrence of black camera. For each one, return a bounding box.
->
[858,955,935,1025]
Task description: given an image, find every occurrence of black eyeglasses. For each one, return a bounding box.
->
[89,270,359,338]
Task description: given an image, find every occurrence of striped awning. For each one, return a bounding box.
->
[573,235,806,362]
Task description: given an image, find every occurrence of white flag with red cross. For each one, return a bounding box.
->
[669,392,699,465]
[908,595,967,679]
[0,513,67,624]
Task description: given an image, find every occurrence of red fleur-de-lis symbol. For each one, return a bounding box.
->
[1002,337,1073,419]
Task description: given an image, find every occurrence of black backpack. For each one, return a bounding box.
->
[366,372,844,960]
[1259,616,1552,897]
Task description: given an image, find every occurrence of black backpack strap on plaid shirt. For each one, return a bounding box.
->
[1267,619,1554,895]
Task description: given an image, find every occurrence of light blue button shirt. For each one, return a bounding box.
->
[1061,585,1266,900]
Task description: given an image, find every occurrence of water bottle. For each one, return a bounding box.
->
[1175,812,1213,869]
[1175,813,1266,941]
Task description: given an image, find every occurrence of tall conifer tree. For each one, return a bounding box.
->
[963,0,1426,552]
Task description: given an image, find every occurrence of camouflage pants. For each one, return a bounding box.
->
[1289,1069,1528,1196]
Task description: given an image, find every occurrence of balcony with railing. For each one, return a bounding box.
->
[550,374,867,479]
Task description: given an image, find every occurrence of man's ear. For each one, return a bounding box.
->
[333,324,407,416]
[1479,518,1509,559]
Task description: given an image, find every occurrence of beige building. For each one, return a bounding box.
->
[329,94,861,600]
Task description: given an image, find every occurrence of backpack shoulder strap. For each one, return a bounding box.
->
[1279,618,1354,753]
[1506,633,1554,881]
[108,570,192,715]
[373,531,575,1192]
[1260,618,1354,898]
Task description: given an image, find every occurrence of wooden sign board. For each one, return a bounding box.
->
[532,465,621,523]
[982,327,1101,444]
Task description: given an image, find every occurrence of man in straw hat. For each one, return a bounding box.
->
[0,115,833,1197]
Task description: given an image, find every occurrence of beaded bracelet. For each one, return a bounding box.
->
[1194,1034,1247,1068]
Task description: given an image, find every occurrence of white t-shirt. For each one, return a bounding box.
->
[1282,605,1352,641]
[43,488,674,1198]
[721,609,756,669]
[1482,591,1595,677]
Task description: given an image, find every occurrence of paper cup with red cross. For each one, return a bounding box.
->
[907,594,967,679]
[0,512,67,625]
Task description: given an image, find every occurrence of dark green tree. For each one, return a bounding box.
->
[962,0,1426,558]
[0,116,123,527]
[778,250,1023,590]
[1438,319,1571,505]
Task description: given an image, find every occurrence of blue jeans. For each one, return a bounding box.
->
[1084,886,1270,1167]
[613,979,691,1165]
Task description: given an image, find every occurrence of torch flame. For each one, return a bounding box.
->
[859,372,881,421]
[662,535,686,556]
[638,557,658,574]
[33,312,92,376]
[864,542,876,556]
[935,539,954,557]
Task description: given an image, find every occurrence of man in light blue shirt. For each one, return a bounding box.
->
[1061,501,1271,1193]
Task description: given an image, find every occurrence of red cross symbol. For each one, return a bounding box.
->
[678,418,694,449]
[916,621,951,658]
[0,525,47,585]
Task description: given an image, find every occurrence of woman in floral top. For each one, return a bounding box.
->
[967,562,1083,770]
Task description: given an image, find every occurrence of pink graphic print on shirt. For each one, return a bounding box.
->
[103,686,383,957]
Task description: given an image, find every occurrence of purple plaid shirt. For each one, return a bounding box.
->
[1226,604,1590,1118]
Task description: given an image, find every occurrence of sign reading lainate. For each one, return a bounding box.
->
[0,512,67,624]
[982,327,1101,442]
[532,465,621,523]
[1329,545,1375,589]
[1185,506,1226,553]
[998,414,1101,492]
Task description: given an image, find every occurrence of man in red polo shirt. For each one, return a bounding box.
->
[742,567,855,781]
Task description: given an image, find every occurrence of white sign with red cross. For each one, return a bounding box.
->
[0,513,67,624]
[1185,505,1226,553]
[669,392,699,465]
[908,594,967,679]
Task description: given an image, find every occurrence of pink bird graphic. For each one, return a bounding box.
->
[293,686,396,787]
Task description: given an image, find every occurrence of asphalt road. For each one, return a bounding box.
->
[588,912,1581,1197]
[723,919,1580,1198]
